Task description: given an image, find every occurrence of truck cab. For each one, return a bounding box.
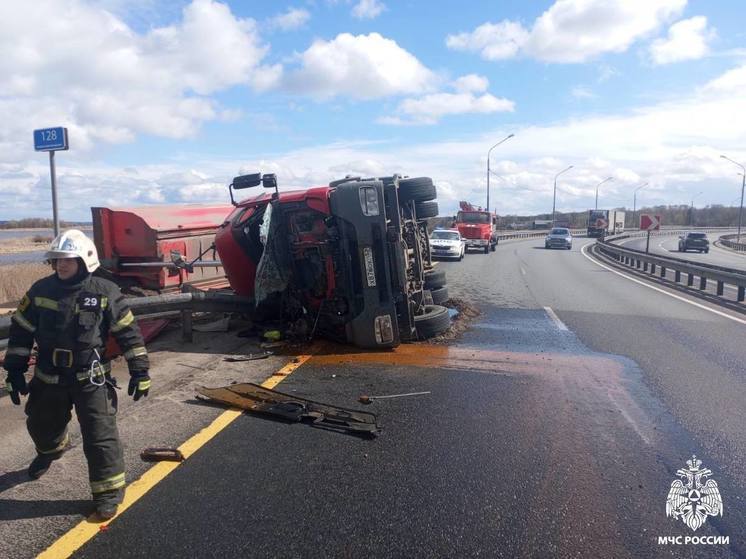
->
[455,210,497,253]
[214,174,450,348]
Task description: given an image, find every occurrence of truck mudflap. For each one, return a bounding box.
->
[196,383,380,438]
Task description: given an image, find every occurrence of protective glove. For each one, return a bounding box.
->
[127,371,151,402]
[5,371,29,405]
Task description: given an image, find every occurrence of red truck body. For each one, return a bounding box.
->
[91,204,231,291]
[454,202,497,253]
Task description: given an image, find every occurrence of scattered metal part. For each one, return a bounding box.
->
[140,448,185,462]
[260,341,287,349]
[223,352,273,362]
[197,383,380,438]
[358,391,431,404]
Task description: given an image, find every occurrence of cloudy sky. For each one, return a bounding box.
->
[1,0,745,220]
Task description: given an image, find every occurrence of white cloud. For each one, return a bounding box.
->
[283,33,437,99]
[268,7,311,30]
[446,0,686,63]
[650,16,714,64]
[0,0,277,162]
[380,74,513,125]
[446,21,529,61]
[703,64,746,93]
[383,93,514,126]
[571,86,596,99]
[352,0,386,20]
[453,74,489,93]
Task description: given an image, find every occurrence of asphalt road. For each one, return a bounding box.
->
[616,231,746,271]
[60,237,746,559]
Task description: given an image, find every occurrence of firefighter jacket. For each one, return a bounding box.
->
[4,273,149,383]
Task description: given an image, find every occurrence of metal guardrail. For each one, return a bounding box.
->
[497,229,586,241]
[594,239,746,303]
[719,234,746,252]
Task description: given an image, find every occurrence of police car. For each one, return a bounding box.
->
[429,228,466,260]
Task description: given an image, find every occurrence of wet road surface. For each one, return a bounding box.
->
[65,237,746,558]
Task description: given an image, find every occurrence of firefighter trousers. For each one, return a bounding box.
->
[25,376,126,501]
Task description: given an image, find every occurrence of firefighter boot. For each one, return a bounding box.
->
[94,488,124,521]
[28,440,71,479]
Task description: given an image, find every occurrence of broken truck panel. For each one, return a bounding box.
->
[92,204,232,291]
[197,383,380,438]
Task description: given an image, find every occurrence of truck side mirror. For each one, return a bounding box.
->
[232,173,262,189]
[262,174,277,189]
[229,173,262,206]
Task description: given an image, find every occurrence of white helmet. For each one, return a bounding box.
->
[45,229,100,273]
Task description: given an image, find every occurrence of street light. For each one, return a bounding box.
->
[690,191,703,226]
[552,165,574,224]
[632,182,648,229]
[486,134,514,212]
[594,176,614,210]
[720,154,746,241]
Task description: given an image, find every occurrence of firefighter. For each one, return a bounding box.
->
[3,229,150,520]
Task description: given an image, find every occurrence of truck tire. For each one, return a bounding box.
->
[423,269,446,290]
[415,200,439,219]
[490,242,496,252]
[414,304,450,339]
[399,177,436,203]
[483,245,489,254]
[430,286,449,305]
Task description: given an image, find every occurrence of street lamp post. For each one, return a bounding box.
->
[720,155,746,241]
[632,182,648,229]
[594,176,613,210]
[690,191,703,226]
[486,134,514,212]
[552,165,574,224]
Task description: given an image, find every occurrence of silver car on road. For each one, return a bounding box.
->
[545,227,573,250]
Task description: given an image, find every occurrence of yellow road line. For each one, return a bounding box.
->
[38,352,315,559]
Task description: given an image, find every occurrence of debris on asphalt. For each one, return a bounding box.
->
[260,340,287,349]
[196,383,380,438]
[423,298,481,344]
[140,448,186,462]
[358,391,431,404]
[263,330,282,341]
[223,351,273,362]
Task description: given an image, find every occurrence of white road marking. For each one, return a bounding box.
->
[581,242,746,326]
[520,266,527,276]
[544,306,569,331]
[657,240,671,253]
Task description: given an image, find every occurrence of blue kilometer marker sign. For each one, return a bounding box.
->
[33,127,69,152]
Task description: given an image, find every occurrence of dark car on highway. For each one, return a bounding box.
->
[678,232,709,253]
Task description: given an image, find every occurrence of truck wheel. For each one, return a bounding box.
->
[424,269,446,290]
[414,304,450,339]
[415,200,439,219]
[490,242,496,252]
[399,177,436,202]
[483,245,489,254]
[430,286,449,306]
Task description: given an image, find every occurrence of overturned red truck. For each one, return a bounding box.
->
[92,173,450,349]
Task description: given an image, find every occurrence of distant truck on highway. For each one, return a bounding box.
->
[454,201,498,254]
[587,209,625,238]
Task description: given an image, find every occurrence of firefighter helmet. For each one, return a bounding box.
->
[45,229,100,273]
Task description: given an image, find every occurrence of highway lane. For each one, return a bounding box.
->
[617,231,746,272]
[70,236,746,558]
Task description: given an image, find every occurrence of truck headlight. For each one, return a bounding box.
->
[359,186,380,216]
[374,314,394,344]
